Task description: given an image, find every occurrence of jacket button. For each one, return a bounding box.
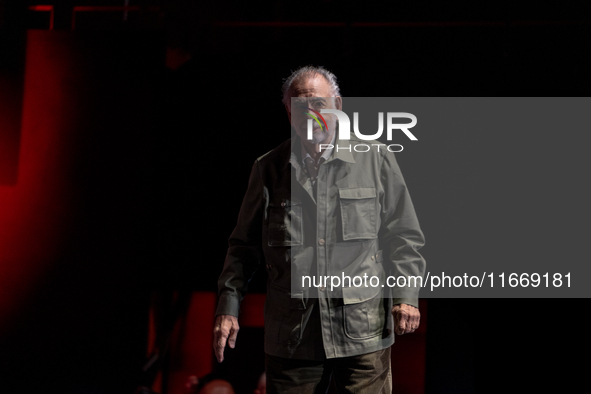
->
[318,239,325,246]
[371,255,375,261]
[281,202,286,207]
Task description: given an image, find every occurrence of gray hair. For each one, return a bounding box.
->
[281,65,341,106]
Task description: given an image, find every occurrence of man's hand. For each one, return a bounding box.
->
[213,314,239,363]
[392,303,420,335]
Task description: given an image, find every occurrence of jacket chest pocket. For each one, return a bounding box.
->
[338,187,378,240]
[267,198,303,246]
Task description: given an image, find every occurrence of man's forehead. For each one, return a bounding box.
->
[289,75,333,97]
[291,96,334,109]
[293,97,329,103]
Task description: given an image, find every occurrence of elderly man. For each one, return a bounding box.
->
[213,66,426,393]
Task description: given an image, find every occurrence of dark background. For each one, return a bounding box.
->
[0,0,589,393]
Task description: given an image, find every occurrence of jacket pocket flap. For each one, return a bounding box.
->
[342,284,382,305]
[338,187,376,199]
[341,258,384,304]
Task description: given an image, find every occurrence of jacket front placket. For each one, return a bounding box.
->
[315,154,337,358]
[289,147,337,357]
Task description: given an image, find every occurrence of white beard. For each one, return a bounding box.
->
[309,129,330,144]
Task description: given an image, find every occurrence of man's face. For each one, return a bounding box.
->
[286,75,342,145]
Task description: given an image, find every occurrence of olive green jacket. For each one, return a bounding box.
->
[215,135,426,359]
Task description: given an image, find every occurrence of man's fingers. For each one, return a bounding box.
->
[400,315,409,334]
[212,315,240,362]
[213,317,230,363]
[395,310,408,335]
[227,323,239,349]
[410,310,421,332]
[406,307,420,333]
[213,325,228,363]
[403,313,417,334]
[393,304,421,335]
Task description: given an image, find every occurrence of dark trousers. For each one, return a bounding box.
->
[265,347,392,394]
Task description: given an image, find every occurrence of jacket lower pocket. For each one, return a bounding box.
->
[342,296,385,340]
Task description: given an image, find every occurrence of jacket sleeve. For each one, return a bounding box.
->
[378,152,426,308]
[215,160,266,317]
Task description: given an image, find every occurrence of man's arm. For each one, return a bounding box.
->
[378,152,426,335]
[213,160,265,362]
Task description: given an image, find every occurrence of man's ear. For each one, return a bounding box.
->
[285,103,291,124]
[335,96,342,111]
